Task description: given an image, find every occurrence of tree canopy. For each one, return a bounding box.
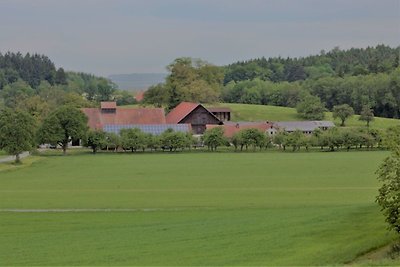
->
[0,108,37,163]
[332,104,354,126]
[38,106,88,155]
[143,57,223,110]
[202,127,226,151]
[296,95,325,120]
[376,126,400,237]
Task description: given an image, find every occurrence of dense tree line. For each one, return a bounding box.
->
[0,52,119,99]
[222,68,400,118]
[0,52,136,120]
[143,46,399,119]
[0,52,64,89]
[84,128,196,153]
[272,127,383,152]
[221,45,400,119]
[201,126,387,152]
[224,45,399,84]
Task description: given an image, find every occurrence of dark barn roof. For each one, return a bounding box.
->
[166,102,222,124]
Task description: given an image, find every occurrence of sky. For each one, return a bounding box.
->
[0,0,399,76]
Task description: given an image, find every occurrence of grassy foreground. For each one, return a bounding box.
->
[0,151,397,265]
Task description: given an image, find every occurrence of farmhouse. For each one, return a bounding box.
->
[81,101,166,130]
[273,121,335,134]
[166,102,223,134]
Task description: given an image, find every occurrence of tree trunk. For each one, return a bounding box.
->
[15,153,21,164]
[62,143,67,155]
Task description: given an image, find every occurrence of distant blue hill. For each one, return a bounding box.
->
[108,73,167,91]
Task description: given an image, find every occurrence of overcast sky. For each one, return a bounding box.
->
[0,0,399,76]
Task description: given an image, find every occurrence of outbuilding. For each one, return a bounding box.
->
[166,102,223,134]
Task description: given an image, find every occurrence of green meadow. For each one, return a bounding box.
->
[0,151,398,265]
[219,103,400,129]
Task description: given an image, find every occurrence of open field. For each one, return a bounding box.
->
[132,102,399,129]
[217,103,400,130]
[0,151,398,265]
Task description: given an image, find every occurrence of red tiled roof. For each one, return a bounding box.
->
[206,122,273,138]
[82,107,166,129]
[100,101,117,109]
[165,102,203,123]
[135,91,145,102]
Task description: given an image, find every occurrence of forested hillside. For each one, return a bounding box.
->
[221,45,400,119]
[0,52,136,122]
[223,45,399,83]
[143,45,399,119]
[0,52,66,88]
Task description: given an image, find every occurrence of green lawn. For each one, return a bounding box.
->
[219,103,400,130]
[0,151,397,265]
[0,150,7,159]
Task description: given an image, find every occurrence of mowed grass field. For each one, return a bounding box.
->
[219,103,400,129]
[0,151,398,265]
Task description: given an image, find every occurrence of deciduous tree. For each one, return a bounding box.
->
[296,95,325,120]
[38,106,88,155]
[359,105,374,127]
[159,129,187,152]
[332,104,354,126]
[376,147,400,234]
[0,108,37,163]
[120,128,146,152]
[83,129,107,154]
[202,127,226,151]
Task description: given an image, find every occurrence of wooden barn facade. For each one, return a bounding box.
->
[208,107,231,122]
[166,102,223,134]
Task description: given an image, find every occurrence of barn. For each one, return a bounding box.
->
[166,102,223,134]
